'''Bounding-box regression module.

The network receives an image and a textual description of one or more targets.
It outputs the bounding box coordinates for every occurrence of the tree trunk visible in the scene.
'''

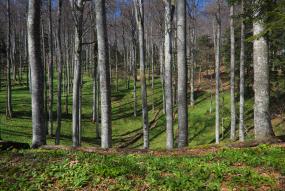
[230,4,236,141]
[96,67,100,139]
[239,0,245,142]
[190,22,196,106]
[28,0,46,148]
[163,0,174,149]
[215,0,221,144]
[132,43,137,117]
[92,21,100,139]
[134,0,149,149]
[70,0,84,147]
[96,0,112,149]
[177,0,188,148]
[150,25,154,111]
[6,0,13,118]
[253,6,275,141]
[48,0,54,137]
[159,44,166,114]
[55,0,63,145]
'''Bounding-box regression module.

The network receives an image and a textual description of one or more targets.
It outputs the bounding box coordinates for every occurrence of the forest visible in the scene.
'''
[0,0,285,190]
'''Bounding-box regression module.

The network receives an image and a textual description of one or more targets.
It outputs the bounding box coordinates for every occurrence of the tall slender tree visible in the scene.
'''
[239,0,245,142]
[55,0,63,145]
[163,0,174,149]
[134,0,149,149]
[189,0,197,107]
[215,0,221,144]
[28,0,46,148]
[70,0,85,147]
[96,0,112,148]
[177,0,188,148]
[131,9,137,117]
[253,2,275,141]
[230,3,236,141]
[48,0,54,136]
[6,0,13,118]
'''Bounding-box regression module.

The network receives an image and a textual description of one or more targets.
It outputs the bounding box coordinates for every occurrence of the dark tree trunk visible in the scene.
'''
[55,0,63,145]
[6,0,13,118]
[48,0,54,136]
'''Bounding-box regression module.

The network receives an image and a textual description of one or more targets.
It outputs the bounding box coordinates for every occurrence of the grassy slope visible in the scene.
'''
[1,72,285,190]
[0,70,284,148]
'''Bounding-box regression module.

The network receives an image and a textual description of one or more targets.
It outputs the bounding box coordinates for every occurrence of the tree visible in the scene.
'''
[188,0,197,107]
[163,0,174,149]
[215,0,221,144]
[70,0,85,147]
[28,0,46,148]
[6,0,13,118]
[253,1,275,141]
[96,0,112,148]
[230,3,236,141]
[134,0,149,149]
[55,0,63,145]
[239,0,245,142]
[91,8,100,139]
[177,0,188,148]
[48,0,54,136]
[130,7,137,117]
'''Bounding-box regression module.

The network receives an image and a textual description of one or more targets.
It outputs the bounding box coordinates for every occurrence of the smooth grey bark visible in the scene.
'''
[190,27,195,107]
[177,0,188,148]
[253,8,275,141]
[159,44,166,114]
[132,44,137,117]
[28,0,46,148]
[215,0,221,144]
[189,1,196,107]
[96,0,112,148]
[239,0,245,142]
[163,0,174,149]
[70,0,84,147]
[48,0,54,137]
[230,4,236,141]
[151,25,154,111]
[134,0,149,149]
[55,0,63,145]
[6,0,13,118]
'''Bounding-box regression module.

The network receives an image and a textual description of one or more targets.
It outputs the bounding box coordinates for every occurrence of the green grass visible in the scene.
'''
[0,71,284,149]
[0,144,284,190]
[1,72,285,190]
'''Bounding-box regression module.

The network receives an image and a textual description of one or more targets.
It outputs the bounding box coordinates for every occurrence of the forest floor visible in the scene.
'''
[1,70,284,148]
[1,70,285,190]
[0,144,285,190]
